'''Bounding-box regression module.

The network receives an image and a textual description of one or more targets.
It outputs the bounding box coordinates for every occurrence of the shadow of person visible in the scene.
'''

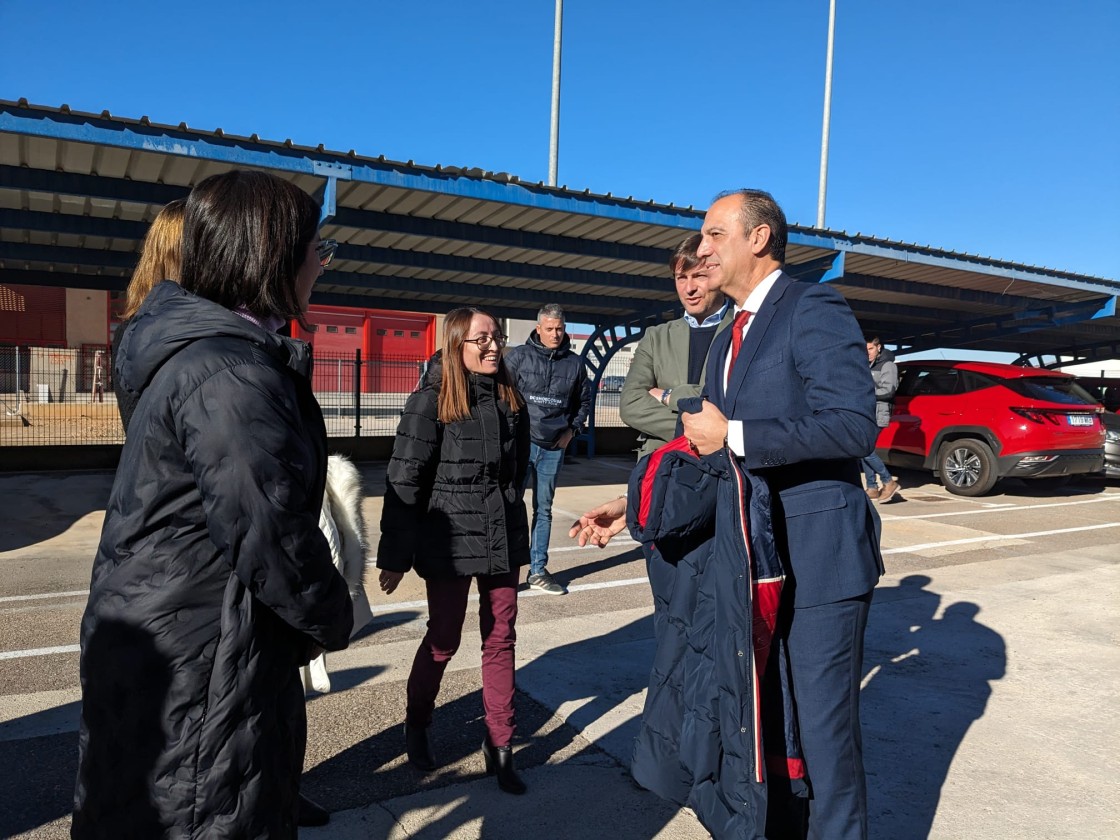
[0,702,81,837]
[303,616,684,839]
[862,584,1006,840]
[71,619,174,837]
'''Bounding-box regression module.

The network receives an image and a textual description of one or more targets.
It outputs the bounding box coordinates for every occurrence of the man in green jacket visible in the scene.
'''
[620,233,732,459]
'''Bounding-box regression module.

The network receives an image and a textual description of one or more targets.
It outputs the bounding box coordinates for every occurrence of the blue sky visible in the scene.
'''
[2,0,1118,282]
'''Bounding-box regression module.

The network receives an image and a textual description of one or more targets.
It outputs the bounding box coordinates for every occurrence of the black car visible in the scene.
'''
[599,375,626,392]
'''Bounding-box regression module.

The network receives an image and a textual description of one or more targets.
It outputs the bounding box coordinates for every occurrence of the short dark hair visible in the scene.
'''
[669,233,703,276]
[715,188,788,263]
[180,170,320,328]
[864,333,882,346]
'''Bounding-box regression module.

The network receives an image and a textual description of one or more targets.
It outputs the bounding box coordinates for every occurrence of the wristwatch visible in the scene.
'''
[660,388,672,405]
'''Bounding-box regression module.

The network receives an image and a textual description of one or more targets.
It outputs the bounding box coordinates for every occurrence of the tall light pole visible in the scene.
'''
[816,0,837,228]
[548,0,563,187]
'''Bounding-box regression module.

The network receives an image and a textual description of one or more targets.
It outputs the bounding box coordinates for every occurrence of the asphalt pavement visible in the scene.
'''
[1,458,1117,839]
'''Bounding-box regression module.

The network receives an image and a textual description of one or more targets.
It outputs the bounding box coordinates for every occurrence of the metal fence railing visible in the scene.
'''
[588,352,633,429]
[1,344,636,446]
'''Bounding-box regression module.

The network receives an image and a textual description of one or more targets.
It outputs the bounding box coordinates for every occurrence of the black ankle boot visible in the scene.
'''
[481,737,526,795]
[404,722,437,771]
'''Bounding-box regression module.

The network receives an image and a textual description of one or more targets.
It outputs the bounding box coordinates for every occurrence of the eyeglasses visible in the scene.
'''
[463,333,507,348]
[316,239,339,268]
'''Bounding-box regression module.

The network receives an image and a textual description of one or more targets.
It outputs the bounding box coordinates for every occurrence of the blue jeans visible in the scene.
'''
[862,453,892,487]
[524,442,564,575]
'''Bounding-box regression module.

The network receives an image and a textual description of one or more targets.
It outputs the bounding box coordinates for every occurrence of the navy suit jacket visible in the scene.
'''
[704,271,884,607]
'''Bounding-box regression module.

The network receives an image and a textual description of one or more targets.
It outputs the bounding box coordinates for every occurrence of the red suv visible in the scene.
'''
[875,361,1105,496]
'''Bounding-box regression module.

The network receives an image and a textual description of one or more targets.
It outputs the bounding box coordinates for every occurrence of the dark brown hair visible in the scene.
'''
[438,307,523,423]
[715,188,788,263]
[668,232,703,276]
[179,170,320,328]
[122,199,186,319]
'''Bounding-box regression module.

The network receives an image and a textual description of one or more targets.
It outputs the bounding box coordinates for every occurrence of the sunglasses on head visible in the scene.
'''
[316,239,338,268]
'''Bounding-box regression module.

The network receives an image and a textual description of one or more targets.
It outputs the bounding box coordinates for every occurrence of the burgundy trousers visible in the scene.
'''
[405,569,519,747]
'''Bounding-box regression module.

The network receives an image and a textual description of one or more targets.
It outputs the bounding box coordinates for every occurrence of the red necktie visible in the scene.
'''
[729,309,753,369]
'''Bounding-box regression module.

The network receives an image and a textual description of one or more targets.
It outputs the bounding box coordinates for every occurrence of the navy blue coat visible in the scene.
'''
[628,433,805,839]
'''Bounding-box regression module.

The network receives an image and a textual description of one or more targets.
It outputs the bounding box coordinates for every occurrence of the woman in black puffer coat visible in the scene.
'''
[73,171,353,840]
[377,307,531,794]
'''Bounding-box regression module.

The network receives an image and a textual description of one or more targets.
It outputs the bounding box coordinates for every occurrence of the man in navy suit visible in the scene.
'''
[682,189,884,840]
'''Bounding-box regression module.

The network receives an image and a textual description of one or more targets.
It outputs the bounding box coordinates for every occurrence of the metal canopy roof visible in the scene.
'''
[2,98,1119,366]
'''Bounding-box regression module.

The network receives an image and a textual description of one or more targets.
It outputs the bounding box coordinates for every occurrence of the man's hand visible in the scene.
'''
[557,428,576,449]
[378,569,404,595]
[568,496,628,548]
[647,387,662,401]
[681,400,729,455]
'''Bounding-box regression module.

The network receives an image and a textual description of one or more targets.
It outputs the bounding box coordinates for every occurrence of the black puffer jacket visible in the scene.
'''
[73,282,353,840]
[503,331,591,448]
[377,353,530,578]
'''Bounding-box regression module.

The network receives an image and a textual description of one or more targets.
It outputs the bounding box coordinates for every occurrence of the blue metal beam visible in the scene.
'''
[0,217,672,295]
[786,251,844,283]
[836,271,1061,312]
[332,242,665,291]
[309,291,543,322]
[0,208,149,239]
[0,163,187,205]
[0,102,702,230]
[898,297,1118,352]
[0,165,674,264]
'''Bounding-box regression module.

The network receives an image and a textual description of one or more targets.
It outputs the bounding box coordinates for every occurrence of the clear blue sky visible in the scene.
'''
[2,0,1117,280]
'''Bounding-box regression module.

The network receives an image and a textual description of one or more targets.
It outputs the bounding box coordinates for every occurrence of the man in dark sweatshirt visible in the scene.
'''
[504,304,591,595]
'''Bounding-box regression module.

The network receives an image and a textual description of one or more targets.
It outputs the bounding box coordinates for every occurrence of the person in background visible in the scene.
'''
[503,303,591,595]
[111,198,185,431]
[620,233,731,459]
[74,170,353,839]
[377,307,531,795]
[861,334,901,503]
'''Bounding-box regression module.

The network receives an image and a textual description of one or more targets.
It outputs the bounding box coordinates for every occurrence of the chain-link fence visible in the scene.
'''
[588,351,633,430]
[1,344,636,445]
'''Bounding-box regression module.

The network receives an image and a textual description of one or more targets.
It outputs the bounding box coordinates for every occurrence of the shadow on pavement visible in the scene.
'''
[863,575,1006,840]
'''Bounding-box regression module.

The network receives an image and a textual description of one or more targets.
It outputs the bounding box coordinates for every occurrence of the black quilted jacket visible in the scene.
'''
[377,353,531,578]
[73,282,353,840]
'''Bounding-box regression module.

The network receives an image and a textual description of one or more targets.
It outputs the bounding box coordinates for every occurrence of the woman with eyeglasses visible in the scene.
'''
[73,170,353,839]
[377,307,531,795]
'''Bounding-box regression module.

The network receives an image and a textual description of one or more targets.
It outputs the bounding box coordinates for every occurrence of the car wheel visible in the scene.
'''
[938,439,998,496]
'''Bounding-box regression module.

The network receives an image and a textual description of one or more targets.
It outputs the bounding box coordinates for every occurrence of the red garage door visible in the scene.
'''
[294,306,434,393]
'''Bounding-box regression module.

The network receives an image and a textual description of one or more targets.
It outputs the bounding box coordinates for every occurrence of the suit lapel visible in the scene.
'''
[726,272,793,405]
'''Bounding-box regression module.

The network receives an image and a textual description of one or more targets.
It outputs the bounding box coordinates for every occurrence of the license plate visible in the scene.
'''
[1067,414,1095,427]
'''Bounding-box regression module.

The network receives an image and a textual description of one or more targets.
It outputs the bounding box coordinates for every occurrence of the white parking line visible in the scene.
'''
[883,521,1120,554]
[5,520,1113,661]
[0,590,88,604]
[0,644,79,661]
[880,494,1120,521]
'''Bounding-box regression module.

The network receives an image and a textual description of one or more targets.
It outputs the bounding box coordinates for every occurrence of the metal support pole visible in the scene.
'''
[548,0,563,187]
[816,0,837,229]
[353,348,362,438]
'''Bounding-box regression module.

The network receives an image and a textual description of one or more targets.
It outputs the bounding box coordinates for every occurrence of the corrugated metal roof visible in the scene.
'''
[1,98,1119,363]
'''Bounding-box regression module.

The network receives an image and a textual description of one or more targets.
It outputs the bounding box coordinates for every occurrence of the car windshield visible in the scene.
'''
[1000,376,1098,406]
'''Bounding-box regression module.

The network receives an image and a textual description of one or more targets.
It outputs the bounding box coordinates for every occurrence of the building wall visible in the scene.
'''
[66,289,109,348]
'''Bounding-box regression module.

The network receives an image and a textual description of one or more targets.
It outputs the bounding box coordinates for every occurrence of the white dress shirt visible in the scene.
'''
[724,269,783,456]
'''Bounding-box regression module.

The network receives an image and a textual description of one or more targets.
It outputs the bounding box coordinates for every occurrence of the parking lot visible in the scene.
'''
[1,459,1118,839]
